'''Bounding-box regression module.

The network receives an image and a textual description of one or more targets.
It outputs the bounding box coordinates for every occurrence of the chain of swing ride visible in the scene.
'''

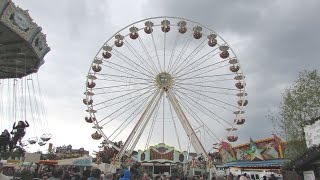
[0,51,51,147]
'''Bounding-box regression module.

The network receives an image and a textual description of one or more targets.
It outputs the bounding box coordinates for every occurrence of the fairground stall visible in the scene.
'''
[218,135,287,179]
[136,143,188,178]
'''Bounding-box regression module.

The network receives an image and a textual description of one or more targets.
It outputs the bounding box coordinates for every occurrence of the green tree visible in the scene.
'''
[270,70,320,159]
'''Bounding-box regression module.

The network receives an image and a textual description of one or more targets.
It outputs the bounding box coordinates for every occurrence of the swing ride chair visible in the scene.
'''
[83,17,248,178]
[0,0,51,151]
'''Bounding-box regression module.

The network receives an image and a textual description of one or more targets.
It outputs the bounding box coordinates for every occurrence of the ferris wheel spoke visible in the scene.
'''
[98,89,156,128]
[106,53,153,79]
[96,73,153,83]
[176,82,238,92]
[95,78,151,86]
[94,85,152,106]
[137,37,161,74]
[175,94,221,142]
[95,85,155,111]
[113,48,155,78]
[96,77,152,89]
[166,31,179,73]
[96,66,148,83]
[94,85,155,107]
[168,35,194,74]
[171,39,207,76]
[89,82,152,91]
[175,87,238,111]
[178,63,232,81]
[163,25,167,72]
[175,57,229,79]
[174,90,233,128]
[175,90,236,115]
[175,88,231,125]
[176,73,236,82]
[107,89,157,140]
[175,77,234,85]
[93,85,155,96]
[124,39,158,76]
[150,33,163,72]
[92,86,153,94]
[104,59,152,80]
[203,125,222,144]
[174,46,221,77]
[176,78,234,87]
[174,86,236,96]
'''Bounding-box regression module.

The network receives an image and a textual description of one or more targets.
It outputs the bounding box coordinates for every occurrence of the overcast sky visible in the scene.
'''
[9,0,320,154]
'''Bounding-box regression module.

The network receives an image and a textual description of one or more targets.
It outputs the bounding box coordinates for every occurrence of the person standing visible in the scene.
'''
[141,172,150,180]
[268,174,277,180]
[119,170,131,180]
[239,173,248,180]
[87,169,101,180]
[227,172,234,180]
[100,171,105,180]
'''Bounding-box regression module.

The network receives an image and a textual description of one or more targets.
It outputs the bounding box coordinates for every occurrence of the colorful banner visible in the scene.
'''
[219,135,285,163]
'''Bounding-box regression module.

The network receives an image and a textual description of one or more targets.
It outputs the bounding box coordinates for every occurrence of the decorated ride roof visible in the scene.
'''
[0,0,50,79]
[137,143,189,164]
[218,135,286,163]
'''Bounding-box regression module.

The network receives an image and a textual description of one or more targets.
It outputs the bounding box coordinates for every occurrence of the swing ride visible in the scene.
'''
[0,0,51,153]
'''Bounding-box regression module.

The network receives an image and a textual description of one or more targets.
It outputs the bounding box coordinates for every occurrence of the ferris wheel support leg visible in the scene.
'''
[166,89,218,174]
[117,89,162,159]
[127,90,164,156]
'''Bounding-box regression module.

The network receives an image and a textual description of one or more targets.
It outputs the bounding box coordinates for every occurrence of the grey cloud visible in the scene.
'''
[10,0,320,152]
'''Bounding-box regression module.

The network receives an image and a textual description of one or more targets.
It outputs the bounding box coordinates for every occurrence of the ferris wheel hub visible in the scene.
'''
[156,72,174,90]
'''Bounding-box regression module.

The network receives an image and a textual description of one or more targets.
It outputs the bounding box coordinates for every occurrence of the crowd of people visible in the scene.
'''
[0,163,282,180]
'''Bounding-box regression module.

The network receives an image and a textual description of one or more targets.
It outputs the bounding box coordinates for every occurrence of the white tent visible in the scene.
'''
[57,155,93,166]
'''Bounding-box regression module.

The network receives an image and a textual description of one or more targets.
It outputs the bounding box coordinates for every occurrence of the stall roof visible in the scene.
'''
[218,159,289,168]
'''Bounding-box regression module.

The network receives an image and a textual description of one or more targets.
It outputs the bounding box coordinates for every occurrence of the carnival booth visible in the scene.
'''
[218,135,287,178]
[57,155,93,167]
[137,143,188,177]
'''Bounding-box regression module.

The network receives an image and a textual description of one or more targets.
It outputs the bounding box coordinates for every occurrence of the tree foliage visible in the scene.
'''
[270,70,320,159]
[95,141,123,164]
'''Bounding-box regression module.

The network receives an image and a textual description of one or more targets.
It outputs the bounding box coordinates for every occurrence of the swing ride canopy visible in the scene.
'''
[0,0,50,79]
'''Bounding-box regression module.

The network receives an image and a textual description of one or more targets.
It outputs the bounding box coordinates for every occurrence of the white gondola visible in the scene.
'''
[40,134,52,142]
[28,137,38,145]
[38,141,46,146]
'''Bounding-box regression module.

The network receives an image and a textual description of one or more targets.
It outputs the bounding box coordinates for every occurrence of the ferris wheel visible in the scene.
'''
[84,17,247,163]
